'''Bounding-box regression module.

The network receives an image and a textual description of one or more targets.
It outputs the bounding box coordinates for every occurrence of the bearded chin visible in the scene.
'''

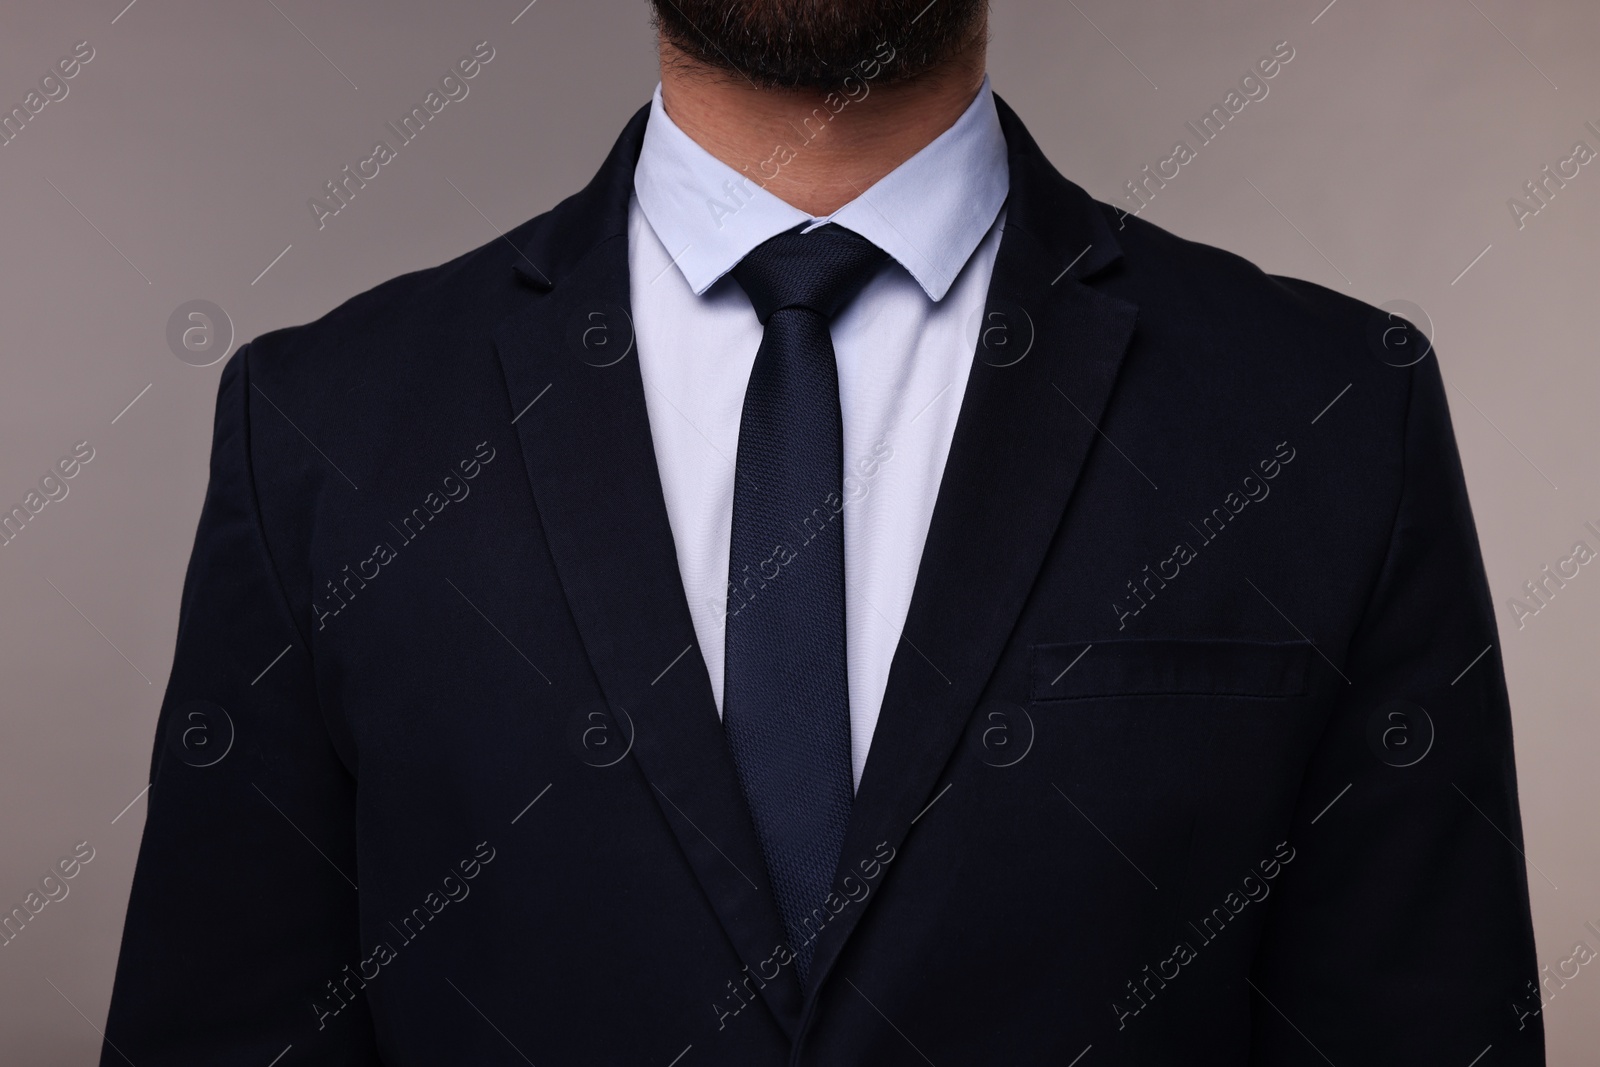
[651,0,986,92]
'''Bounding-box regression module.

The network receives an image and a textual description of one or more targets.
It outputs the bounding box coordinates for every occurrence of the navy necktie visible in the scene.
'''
[724,223,886,983]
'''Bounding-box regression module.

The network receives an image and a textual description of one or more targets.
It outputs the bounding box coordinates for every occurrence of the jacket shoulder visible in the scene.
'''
[252,230,531,371]
[1103,201,1393,342]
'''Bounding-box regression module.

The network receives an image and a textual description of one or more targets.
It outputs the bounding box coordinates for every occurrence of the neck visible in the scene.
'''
[657,40,987,218]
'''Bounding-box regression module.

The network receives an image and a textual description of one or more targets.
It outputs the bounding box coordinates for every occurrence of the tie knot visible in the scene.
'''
[731,223,888,325]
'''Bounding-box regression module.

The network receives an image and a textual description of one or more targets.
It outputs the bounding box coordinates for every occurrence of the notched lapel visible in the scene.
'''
[491,117,804,1034]
[799,96,1141,1007]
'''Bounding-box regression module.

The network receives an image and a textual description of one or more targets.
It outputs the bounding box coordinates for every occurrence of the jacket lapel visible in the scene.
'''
[493,105,805,1033]
[799,94,1141,1003]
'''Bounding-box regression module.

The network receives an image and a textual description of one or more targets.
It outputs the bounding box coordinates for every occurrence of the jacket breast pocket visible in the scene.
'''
[1008,640,1324,953]
[1019,639,1321,883]
[1029,638,1314,703]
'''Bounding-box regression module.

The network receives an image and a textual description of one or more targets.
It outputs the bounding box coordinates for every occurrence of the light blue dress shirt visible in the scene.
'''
[629,75,1010,788]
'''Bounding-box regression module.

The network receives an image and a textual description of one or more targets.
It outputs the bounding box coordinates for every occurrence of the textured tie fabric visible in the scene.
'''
[723,223,887,983]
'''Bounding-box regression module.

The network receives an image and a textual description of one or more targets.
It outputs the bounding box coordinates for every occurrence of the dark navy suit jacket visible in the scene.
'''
[102,97,1543,1065]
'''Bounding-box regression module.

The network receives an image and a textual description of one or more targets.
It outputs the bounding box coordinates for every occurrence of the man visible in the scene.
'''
[103,1,1542,1063]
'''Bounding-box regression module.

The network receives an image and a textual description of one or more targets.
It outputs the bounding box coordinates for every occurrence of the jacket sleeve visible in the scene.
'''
[101,345,381,1065]
[1248,346,1544,1064]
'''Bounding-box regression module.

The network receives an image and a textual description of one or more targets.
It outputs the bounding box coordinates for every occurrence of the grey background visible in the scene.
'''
[2,0,1596,1061]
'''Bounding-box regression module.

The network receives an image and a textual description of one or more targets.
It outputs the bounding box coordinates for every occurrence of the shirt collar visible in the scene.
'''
[633,74,1009,301]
